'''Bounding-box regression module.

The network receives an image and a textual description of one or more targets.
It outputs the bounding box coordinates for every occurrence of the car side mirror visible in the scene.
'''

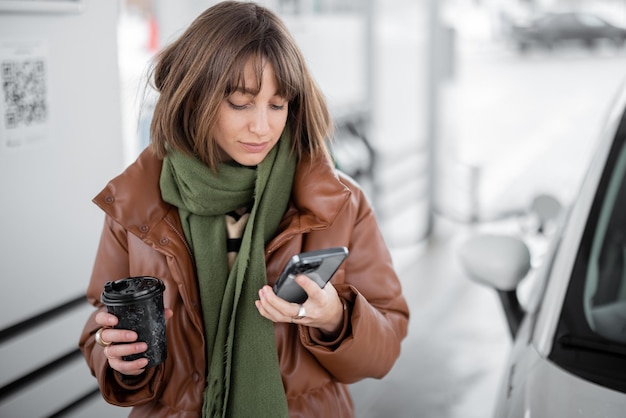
[458,234,532,337]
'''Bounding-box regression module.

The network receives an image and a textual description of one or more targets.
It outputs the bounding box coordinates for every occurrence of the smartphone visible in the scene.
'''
[273,247,349,304]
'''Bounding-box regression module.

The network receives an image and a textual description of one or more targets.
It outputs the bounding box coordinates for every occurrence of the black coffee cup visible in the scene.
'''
[101,276,167,368]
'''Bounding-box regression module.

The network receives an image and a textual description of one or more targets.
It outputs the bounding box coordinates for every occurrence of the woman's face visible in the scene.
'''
[214,61,289,167]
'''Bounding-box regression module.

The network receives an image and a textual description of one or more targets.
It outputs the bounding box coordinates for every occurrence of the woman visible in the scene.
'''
[79,2,409,417]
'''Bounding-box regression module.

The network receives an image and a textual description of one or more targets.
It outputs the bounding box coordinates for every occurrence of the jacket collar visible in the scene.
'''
[93,149,351,239]
[289,153,351,229]
[92,148,171,239]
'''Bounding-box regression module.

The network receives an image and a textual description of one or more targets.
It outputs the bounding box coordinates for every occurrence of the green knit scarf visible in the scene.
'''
[159,132,295,418]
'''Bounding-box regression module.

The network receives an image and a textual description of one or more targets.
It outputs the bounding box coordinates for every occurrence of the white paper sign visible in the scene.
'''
[0,40,49,149]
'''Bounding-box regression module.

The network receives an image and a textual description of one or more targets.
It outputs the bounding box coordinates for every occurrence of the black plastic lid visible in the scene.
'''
[101,276,165,306]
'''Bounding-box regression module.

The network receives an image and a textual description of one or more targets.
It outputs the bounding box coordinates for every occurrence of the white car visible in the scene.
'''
[510,12,626,51]
[458,79,626,417]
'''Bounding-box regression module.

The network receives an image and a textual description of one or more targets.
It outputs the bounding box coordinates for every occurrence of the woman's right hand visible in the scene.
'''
[94,310,149,375]
[94,308,174,375]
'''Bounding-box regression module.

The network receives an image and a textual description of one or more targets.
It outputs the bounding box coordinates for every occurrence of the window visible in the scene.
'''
[549,108,626,394]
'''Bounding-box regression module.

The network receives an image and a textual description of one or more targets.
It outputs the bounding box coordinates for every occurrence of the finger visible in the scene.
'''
[295,274,323,299]
[320,278,339,298]
[255,300,271,320]
[105,344,149,375]
[95,311,118,327]
[100,328,140,345]
[105,341,148,359]
[164,308,174,321]
[257,286,286,318]
[110,360,148,376]
[258,286,298,321]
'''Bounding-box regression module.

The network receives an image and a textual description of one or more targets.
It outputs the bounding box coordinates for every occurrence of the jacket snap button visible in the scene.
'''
[160,237,169,245]
[104,196,114,204]
[140,225,149,233]
[192,372,200,382]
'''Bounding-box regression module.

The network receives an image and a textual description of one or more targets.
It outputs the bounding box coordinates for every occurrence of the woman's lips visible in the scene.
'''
[240,142,268,153]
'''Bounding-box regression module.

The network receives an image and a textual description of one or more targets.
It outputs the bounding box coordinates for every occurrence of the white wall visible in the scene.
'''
[0,1,126,416]
[0,0,124,328]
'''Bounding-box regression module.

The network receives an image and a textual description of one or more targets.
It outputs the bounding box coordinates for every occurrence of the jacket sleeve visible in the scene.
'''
[78,216,163,406]
[300,183,410,383]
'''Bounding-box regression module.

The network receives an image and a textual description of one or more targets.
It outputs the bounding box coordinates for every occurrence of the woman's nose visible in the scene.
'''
[250,107,270,135]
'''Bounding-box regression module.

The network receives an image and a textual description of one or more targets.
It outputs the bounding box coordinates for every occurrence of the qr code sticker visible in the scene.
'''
[2,59,47,130]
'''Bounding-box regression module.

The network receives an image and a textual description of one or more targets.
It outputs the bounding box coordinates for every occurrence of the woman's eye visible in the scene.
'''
[227,99,286,111]
[228,101,248,110]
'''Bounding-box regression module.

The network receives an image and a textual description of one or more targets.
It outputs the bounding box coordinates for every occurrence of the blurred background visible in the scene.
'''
[1,0,625,416]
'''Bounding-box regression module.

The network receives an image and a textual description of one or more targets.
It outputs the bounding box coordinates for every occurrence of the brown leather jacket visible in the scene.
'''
[79,149,409,418]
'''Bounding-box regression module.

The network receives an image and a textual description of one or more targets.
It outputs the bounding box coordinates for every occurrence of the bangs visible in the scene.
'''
[225,46,301,101]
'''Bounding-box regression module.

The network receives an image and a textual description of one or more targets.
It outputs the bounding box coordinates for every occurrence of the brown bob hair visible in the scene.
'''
[148,1,333,169]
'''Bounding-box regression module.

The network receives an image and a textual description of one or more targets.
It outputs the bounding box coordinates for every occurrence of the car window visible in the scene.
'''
[540,15,565,29]
[584,139,626,344]
[549,108,626,394]
[576,14,606,28]
[550,13,580,30]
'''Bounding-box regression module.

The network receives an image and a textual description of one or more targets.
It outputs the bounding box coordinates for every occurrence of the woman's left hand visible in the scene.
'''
[256,275,343,337]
